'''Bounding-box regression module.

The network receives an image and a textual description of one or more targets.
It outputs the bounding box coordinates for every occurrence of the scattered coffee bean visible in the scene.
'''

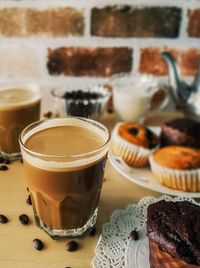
[27,187,29,192]
[20,158,23,164]
[0,157,4,163]
[89,226,96,236]
[3,157,10,164]
[44,111,52,119]
[0,214,8,224]
[0,165,8,171]
[129,230,139,240]
[66,240,79,252]
[26,195,32,205]
[19,214,29,225]
[33,238,44,251]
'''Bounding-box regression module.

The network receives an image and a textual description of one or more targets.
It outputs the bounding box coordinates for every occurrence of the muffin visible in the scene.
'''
[147,200,200,267]
[149,146,200,192]
[111,123,158,167]
[160,117,200,148]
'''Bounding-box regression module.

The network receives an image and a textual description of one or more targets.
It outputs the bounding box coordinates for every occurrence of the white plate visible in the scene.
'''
[108,131,200,197]
[92,196,200,268]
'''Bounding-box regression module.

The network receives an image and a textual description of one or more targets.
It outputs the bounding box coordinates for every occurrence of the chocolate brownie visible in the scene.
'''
[147,200,200,266]
[160,117,200,148]
[149,240,199,268]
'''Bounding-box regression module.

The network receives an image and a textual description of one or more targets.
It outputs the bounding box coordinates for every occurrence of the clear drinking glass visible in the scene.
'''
[112,74,169,123]
[0,84,41,159]
[19,117,110,239]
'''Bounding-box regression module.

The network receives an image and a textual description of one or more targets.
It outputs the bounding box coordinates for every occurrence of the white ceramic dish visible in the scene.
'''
[109,150,200,198]
[109,126,200,198]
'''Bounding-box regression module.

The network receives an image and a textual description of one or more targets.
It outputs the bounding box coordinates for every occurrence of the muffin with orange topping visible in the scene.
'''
[111,123,158,167]
[149,146,200,192]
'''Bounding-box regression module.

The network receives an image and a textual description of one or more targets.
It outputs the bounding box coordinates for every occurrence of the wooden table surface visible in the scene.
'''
[0,111,188,268]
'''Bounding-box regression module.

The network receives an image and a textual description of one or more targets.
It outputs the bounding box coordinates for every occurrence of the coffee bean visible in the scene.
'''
[0,165,8,171]
[19,214,29,225]
[44,111,52,119]
[65,241,79,252]
[0,157,4,163]
[3,157,10,164]
[26,195,32,205]
[129,230,139,240]
[26,187,29,192]
[33,239,44,251]
[0,214,8,223]
[89,226,96,236]
[20,158,23,164]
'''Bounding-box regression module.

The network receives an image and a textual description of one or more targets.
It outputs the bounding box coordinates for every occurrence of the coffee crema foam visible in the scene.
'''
[21,118,109,171]
[0,85,41,110]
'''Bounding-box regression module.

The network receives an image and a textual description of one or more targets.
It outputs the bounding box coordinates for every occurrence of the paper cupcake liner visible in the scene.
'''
[149,240,198,268]
[149,156,200,192]
[111,124,155,168]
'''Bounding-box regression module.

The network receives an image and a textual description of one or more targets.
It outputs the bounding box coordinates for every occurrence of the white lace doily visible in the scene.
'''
[125,225,149,268]
[92,195,199,268]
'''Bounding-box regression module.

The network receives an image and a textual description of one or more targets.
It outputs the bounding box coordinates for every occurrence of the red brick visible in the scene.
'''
[139,47,200,76]
[180,49,200,76]
[47,47,132,77]
[91,6,181,38]
[139,48,179,76]
[0,7,84,37]
[187,9,200,37]
[26,8,84,37]
[0,8,24,36]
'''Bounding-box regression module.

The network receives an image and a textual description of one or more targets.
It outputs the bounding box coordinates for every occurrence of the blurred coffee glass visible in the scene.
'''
[0,84,41,159]
[19,117,110,238]
[112,74,169,123]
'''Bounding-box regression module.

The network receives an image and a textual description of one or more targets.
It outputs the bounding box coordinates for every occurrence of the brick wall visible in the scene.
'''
[0,0,199,108]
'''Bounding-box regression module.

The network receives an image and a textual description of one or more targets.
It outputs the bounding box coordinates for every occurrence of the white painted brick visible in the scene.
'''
[0,44,41,77]
[0,0,198,82]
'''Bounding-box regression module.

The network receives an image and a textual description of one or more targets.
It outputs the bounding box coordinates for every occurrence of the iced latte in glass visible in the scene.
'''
[19,117,110,238]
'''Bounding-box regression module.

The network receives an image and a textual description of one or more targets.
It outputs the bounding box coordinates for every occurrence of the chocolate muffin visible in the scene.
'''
[147,200,200,267]
[149,240,199,268]
[160,117,200,148]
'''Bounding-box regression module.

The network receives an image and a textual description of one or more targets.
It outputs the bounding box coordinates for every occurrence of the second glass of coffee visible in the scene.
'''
[19,117,110,238]
[0,84,41,158]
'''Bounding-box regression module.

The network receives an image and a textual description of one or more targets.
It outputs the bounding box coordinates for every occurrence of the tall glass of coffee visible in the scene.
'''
[19,117,110,238]
[0,84,41,159]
